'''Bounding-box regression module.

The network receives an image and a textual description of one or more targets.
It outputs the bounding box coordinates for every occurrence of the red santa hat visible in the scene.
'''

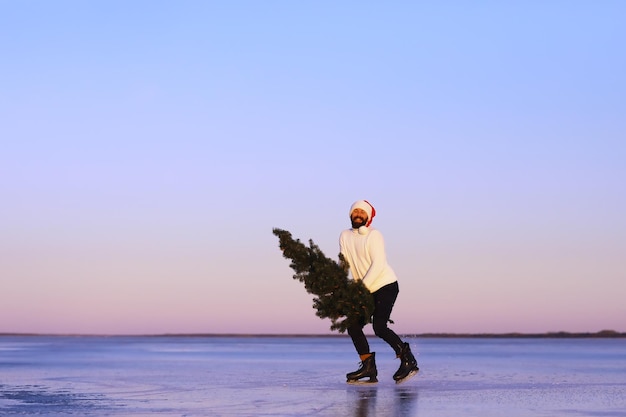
[349,200,376,227]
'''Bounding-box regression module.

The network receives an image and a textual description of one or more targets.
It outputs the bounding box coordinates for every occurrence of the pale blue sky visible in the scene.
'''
[2,1,625,335]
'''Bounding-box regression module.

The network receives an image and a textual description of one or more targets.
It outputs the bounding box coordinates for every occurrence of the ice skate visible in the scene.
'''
[346,353,378,384]
[393,343,419,384]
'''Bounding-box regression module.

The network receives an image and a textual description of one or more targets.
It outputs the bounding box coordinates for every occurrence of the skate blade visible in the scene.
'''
[395,368,419,385]
[347,378,378,385]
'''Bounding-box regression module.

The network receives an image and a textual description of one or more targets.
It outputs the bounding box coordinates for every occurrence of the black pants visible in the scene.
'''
[347,281,404,356]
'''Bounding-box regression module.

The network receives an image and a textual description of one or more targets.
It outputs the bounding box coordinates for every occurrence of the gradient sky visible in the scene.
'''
[2,1,625,335]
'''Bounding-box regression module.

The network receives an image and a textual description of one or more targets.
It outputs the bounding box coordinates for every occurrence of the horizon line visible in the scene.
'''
[1,330,624,338]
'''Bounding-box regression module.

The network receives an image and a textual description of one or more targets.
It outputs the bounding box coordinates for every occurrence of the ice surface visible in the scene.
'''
[1,336,625,416]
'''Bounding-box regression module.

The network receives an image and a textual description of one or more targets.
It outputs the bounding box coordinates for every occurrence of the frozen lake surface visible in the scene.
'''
[1,335,625,416]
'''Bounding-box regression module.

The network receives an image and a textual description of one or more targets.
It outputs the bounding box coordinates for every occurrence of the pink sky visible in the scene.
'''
[2,2,625,335]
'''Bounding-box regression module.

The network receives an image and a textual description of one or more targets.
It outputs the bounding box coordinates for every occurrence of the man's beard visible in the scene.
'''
[351,216,367,229]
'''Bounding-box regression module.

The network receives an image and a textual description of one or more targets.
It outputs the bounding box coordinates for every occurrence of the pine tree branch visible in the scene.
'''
[272,228,374,333]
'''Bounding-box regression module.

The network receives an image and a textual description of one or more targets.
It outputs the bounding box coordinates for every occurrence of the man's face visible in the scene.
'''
[350,208,368,229]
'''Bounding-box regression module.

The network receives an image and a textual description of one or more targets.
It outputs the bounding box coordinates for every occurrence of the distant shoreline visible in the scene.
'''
[1,330,624,338]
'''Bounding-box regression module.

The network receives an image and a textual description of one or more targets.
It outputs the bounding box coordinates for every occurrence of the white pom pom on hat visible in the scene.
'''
[349,200,376,234]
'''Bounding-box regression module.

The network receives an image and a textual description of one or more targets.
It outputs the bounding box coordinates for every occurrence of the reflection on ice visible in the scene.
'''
[347,386,419,417]
[0,336,625,416]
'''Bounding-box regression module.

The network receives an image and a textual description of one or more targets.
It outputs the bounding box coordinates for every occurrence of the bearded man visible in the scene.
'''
[339,200,419,384]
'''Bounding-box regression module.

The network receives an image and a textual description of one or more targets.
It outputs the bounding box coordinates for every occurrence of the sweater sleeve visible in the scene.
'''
[338,231,351,278]
[361,230,387,290]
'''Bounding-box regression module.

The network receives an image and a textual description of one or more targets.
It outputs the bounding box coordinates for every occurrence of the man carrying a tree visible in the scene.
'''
[339,200,419,384]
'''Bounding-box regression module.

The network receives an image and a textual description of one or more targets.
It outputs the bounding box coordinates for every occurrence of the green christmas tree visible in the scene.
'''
[272,228,374,333]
